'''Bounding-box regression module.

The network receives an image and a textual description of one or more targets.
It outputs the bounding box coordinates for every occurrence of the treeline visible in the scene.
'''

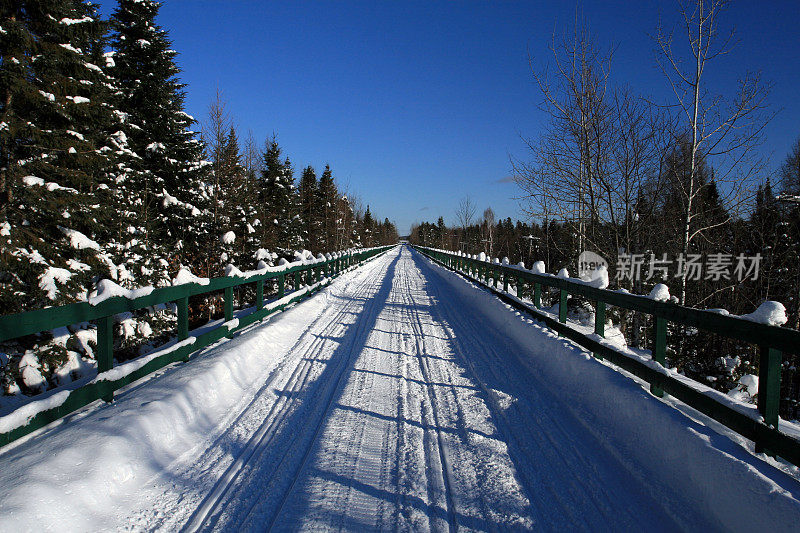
[0,1,396,396]
[410,139,800,415]
[0,0,397,316]
[411,1,800,414]
[412,138,800,324]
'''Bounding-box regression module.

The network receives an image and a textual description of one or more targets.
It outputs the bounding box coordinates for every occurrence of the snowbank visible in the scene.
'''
[424,255,800,532]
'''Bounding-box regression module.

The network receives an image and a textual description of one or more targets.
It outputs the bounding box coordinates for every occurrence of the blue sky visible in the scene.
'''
[98,1,800,234]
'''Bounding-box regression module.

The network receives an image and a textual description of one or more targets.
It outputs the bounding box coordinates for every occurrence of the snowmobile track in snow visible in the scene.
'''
[3,245,800,532]
[182,256,394,532]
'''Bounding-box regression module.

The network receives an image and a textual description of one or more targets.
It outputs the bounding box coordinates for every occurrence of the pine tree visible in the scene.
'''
[315,164,337,251]
[259,137,298,253]
[298,165,317,249]
[1,1,122,313]
[108,0,210,279]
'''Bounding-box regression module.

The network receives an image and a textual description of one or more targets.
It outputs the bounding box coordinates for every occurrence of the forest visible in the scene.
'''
[0,1,397,397]
[410,4,800,416]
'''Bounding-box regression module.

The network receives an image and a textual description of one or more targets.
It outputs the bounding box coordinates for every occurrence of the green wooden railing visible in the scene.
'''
[0,245,395,447]
[413,245,800,466]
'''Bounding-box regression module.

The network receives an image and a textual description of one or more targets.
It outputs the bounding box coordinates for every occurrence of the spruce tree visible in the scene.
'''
[259,137,298,254]
[315,164,337,251]
[108,0,210,279]
[298,165,317,249]
[362,205,374,246]
[1,0,122,313]
[0,0,131,392]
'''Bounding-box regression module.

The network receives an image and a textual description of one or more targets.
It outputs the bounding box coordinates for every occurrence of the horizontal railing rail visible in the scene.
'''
[413,245,800,467]
[0,245,395,448]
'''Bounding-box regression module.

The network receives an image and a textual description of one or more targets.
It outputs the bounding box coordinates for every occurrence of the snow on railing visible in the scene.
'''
[0,245,396,447]
[413,245,800,467]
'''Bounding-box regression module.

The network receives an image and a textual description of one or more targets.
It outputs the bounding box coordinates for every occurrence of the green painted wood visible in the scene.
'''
[559,289,567,323]
[96,315,114,403]
[534,283,542,309]
[651,317,667,397]
[503,272,509,292]
[758,346,781,429]
[177,297,189,341]
[256,280,264,310]
[224,287,233,322]
[594,301,605,360]
[278,273,285,297]
[415,246,800,466]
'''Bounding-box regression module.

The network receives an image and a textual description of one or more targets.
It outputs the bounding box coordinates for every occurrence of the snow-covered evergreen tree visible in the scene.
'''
[0,0,134,392]
[298,165,317,249]
[108,0,210,279]
[0,0,122,313]
[315,164,337,251]
[259,137,299,254]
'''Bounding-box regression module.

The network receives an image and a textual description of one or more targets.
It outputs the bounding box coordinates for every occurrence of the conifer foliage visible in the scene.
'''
[1,1,121,312]
[108,0,210,282]
[0,1,397,402]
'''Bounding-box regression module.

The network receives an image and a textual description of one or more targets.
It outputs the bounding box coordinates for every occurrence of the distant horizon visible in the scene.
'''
[97,0,800,234]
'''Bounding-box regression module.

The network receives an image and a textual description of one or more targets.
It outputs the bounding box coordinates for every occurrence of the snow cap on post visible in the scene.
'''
[648,283,670,302]
[741,301,788,326]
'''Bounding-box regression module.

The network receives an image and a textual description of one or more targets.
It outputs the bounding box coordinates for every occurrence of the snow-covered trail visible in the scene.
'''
[2,245,800,532]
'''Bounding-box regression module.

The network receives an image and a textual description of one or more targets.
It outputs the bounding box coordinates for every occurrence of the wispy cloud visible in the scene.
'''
[419,206,430,211]
[495,175,515,184]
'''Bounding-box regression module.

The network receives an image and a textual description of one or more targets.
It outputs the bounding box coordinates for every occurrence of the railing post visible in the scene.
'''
[256,280,264,310]
[177,296,189,340]
[757,346,782,428]
[224,286,233,339]
[650,316,667,397]
[278,273,285,297]
[177,296,190,361]
[593,301,605,360]
[96,315,114,402]
[503,271,509,292]
[558,289,567,323]
[534,283,541,309]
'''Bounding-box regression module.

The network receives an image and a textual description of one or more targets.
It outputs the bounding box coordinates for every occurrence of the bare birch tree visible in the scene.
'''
[512,15,614,259]
[655,0,772,304]
[455,196,476,252]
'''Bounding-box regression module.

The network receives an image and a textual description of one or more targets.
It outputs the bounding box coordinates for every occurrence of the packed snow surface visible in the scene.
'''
[1,246,799,531]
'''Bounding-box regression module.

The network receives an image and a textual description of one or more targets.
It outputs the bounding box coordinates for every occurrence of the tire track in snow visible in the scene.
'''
[180,254,396,532]
[408,248,689,531]
[258,252,402,532]
[396,256,458,533]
